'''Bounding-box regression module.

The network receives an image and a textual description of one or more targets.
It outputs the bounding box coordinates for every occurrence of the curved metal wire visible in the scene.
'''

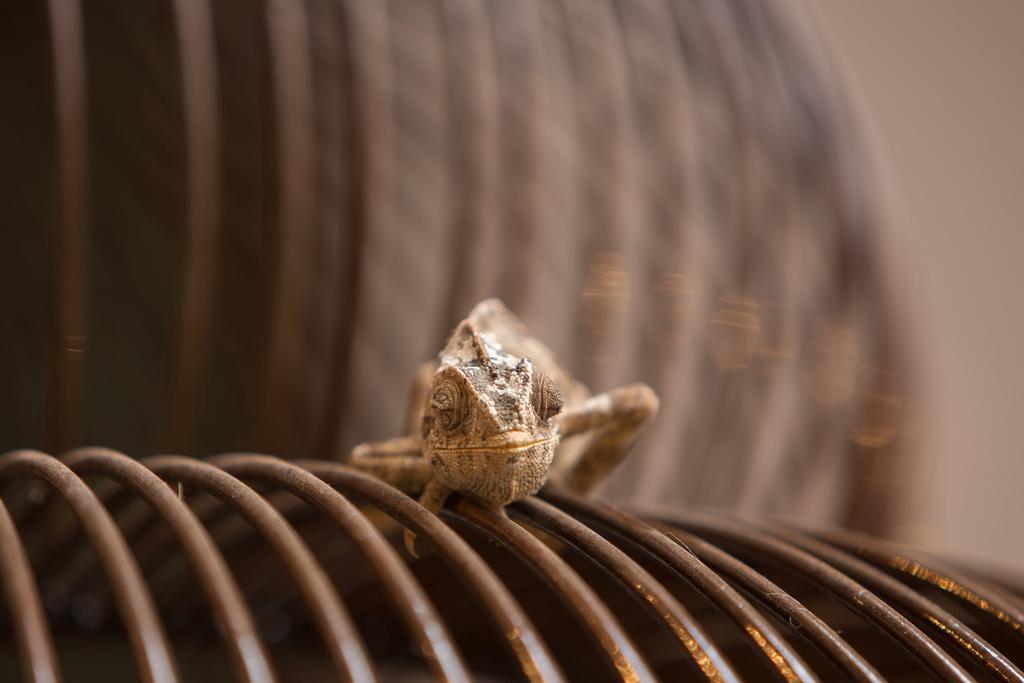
[295,460,566,683]
[543,490,816,682]
[138,455,377,683]
[644,521,883,682]
[817,527,1024,642]
[327,0,395,458]
[208,454,470,682]
[651,509,977,682]
[452,498,656,682]
[0,496,60,683]
[757,520,1024,682]
[3,449,1022,683]
[61,448,276,683]
[510,497,737,682]
[45,0,88,455]
[0,451,179,683]
[161,0,221,454]
[260,0,316,454]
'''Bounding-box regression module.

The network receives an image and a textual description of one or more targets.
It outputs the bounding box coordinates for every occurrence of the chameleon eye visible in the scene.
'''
[431,379,465,430]
[531,371,564,420]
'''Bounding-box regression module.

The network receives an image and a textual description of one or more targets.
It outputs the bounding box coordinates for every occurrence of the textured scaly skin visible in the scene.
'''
[350,298,659,555]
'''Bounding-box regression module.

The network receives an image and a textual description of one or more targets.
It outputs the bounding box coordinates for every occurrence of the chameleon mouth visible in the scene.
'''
[434,431,556,453]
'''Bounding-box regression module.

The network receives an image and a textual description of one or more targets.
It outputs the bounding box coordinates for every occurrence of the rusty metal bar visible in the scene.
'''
[61,448,276,683]
[209,454,470,682]
[436,0,500,335]
[958,568,1024,605]
[20,476,149,599]
[648,521,885,682]
[322,0,393,457]
[261,0,316,454]
[0,451,180,683]
[756,520,1024,682]
[452,497,656,682]
[4,448,1024,681]
[542,490,816,682]
[486,0,546,313]
[129,488,319,619]
[139,455,377,683]
[651,509,979,682]
[110,482,238,583]
[296,461,567,683]
[161,0,221,454]
[511,497,738,682]
[0,496,61,683]
[28,477,203,606]
[52,478,211,604]
[816,527,1024,643]
[45,0,88,454]
[135,492,297,619]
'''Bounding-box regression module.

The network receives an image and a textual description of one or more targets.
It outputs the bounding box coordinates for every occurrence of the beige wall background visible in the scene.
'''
[806,0,1024,573]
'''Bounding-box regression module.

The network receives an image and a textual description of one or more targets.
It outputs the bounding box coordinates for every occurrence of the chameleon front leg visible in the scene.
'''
[403,477,451,558]
[552,383,659,494]
[349,435,432,495]
[349,435,450,557]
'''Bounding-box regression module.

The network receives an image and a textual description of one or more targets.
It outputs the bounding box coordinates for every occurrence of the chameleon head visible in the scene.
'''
[420,321,564,506]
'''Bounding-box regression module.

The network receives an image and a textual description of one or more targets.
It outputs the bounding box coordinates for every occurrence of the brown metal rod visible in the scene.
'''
[43,481,175,599]
[296,461,566,683]
[0,451,180,683]
[116,484,243,582]
[485,0,546,313]
[815,527,1024,642]
[650,509,978,682]
[950,566,1024,605]
[321,0,392,457]
[209,454,470,683]
[436,0,500,335]
[38,481,213,608]
[645,522,883,682]
[452,497,656,682]
[511,497,738,682]
[140,455,376,683]
[45,0,88,455]
[260,0,316,454]
[62,448,276,683]
[542,491,815,683]
[161,0,221,454]
[142,495,301,620]
[137,490,313,618]
[0,496,61,683]
[755,520,1024,682]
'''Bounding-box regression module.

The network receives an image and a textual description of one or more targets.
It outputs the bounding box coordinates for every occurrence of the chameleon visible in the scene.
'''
[350,298,659,554]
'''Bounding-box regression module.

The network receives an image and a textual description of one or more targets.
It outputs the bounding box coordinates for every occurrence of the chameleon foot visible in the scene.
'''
[404,529,420,559]
[404,477,450,559]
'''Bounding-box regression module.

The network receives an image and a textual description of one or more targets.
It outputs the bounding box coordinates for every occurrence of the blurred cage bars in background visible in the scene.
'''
[0,0,959,679]
[1,0,911,535]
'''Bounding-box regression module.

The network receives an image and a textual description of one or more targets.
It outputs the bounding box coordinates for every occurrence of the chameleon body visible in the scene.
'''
[350,298,658,553]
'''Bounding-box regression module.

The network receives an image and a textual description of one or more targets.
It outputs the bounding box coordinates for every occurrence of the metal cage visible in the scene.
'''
[1,448,1021,682]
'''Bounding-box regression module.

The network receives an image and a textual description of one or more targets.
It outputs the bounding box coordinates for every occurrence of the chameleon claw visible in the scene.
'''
[404,529,420,559]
